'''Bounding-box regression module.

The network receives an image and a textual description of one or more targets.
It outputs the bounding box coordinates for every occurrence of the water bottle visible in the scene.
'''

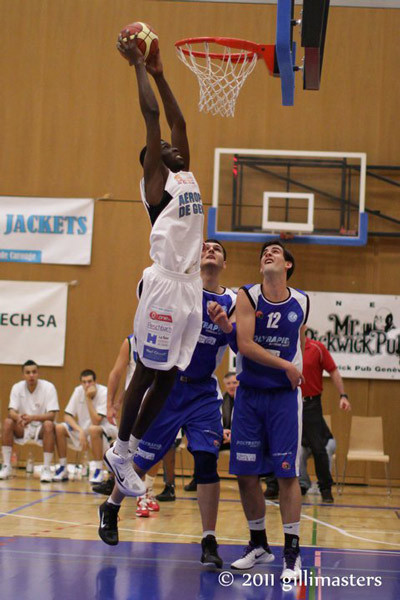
[82,451,90,478]
[75,463,82,480]
[26,451,34,476]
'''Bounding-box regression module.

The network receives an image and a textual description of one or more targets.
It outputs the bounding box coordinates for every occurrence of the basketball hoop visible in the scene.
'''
[175,37,275,118]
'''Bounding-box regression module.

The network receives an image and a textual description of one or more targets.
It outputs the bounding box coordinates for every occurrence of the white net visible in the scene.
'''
[176,42,259,118]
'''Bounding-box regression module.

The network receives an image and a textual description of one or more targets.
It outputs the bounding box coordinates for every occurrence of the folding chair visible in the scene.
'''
[339,416,391,495]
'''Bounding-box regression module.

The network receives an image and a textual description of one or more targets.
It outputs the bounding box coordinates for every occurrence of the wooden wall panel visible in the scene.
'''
[0,1,399,484]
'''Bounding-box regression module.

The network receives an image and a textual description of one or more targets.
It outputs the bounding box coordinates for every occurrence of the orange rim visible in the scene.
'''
[175,36,262,62]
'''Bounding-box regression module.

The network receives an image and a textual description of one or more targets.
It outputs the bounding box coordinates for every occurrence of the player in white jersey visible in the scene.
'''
[0,360,59,482]
[53,369,117,484]
[98,241,237,559]
[105,40,204,496]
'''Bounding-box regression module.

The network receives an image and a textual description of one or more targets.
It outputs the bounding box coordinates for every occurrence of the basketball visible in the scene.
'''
[118,22,159,61]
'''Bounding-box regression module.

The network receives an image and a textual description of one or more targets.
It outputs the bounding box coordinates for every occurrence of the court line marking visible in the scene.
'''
[0,494,60,519]
[1,486,400,511]
[315,550,322,600]
[300,511,400,548]
[2,510,400,553]
[345,528,400,535]
[0,512,249,543]
[320,548,400,556]
[266,501,400,548]
[1,488,400,550]
[2,543,400,575]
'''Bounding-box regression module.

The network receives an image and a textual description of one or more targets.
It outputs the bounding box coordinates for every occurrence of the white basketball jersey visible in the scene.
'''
[140,169,204,274]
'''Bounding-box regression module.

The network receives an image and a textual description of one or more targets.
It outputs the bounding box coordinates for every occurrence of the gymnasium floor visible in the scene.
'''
[1,474,400,600]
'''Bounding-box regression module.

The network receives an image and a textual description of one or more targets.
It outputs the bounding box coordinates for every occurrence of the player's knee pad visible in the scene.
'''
[193,451,219,484]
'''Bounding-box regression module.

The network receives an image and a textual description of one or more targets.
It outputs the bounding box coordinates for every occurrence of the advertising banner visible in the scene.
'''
[0,281,68,366]
[0,196,94,265]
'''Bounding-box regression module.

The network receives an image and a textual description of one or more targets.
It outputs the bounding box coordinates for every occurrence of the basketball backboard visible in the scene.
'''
[208,148,368,245]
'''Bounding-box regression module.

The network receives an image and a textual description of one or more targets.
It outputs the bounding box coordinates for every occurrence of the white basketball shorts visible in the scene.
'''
[14,423,43,446]
[134,263,202,371]
[62,421,118,453]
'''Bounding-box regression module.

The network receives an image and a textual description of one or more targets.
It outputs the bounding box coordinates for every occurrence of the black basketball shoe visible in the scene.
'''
[98,501,119,546]
[200,535,223,568]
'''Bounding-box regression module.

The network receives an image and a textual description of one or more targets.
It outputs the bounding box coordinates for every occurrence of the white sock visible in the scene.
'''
[94,460,103,469]
[145,474,155,494]
[2,446,12,467]
[283,521,300,537]
[248,517,266,531]
[203,530,216,538]
[129,435,141,454]
[115,437,129,457]
[59,457,67,467]
[107,496,121,507]
[43,452,53,467]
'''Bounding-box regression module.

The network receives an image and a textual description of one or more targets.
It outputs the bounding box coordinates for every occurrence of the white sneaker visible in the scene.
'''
[40,466,53,483]
[281,550,302,581]
[53,465,69,481]
[231,542,275,570]
[90,468,105,484]
[104,447,146,497]
[0,465,12,480]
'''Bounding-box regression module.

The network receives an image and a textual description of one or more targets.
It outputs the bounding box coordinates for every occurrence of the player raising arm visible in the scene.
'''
[104,32,204,497]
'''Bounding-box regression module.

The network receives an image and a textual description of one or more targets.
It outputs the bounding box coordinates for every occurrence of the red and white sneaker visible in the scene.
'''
[146,493,160,512]
[135,497,150,518]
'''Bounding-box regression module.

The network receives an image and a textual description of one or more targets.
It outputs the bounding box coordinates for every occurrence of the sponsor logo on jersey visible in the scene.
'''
[147,322,173,334]
[256,310,263,319]
[236,452,256,462]
[281,461,291,470]
[149,311,173,323]
[198,334,217,345]
[178,191,203,218]
[147,333,157,344]
[140,440,162,451]
[213,439,220,447]
[143,346,169,362]
[288,311,298,323]
[174,173,196,185]
[202,321,220,333]
[254,335,290,347]
[236,440,261,448]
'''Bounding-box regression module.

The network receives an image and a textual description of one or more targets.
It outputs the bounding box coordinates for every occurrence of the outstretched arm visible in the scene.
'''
[117,35,168,205]
[146,52,190,170]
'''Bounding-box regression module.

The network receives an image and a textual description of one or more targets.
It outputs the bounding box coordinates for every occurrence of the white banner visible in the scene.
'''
[0,196,94,265]
[0,281,68,366]
[306,292,400,380]
[228,289,400,380]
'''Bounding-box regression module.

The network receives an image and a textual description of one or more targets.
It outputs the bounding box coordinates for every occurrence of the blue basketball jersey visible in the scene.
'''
[236,285,309,389]
[181,287,236,380]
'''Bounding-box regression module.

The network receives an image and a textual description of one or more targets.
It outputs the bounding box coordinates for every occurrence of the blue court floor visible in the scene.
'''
[1,536,399,600]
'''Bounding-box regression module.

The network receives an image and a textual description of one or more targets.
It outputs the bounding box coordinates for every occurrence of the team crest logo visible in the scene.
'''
[281,461,291,470]
[288,311,298,323]
[213,439,220,447]
[256,310,263,319]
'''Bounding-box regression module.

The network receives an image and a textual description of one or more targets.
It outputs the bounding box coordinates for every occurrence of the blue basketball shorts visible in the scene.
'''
[134,377,223,472]
[229,384,302,478]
